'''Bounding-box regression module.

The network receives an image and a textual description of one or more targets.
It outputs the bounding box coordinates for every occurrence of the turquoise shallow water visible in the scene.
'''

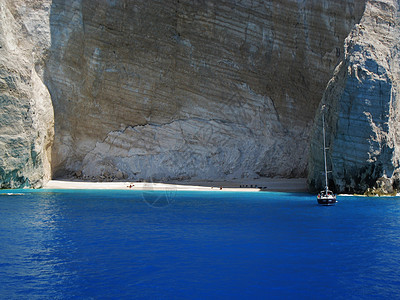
[0,190,400,299]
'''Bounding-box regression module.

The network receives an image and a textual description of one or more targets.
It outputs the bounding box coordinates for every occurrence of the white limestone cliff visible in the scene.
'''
[308,0,400,194]
[0,0,53,188]
[5,0,399,193]
[44,0,364,182]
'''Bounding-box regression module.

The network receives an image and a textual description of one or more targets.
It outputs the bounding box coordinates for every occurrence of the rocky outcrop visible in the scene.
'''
[308,0,400,194]
[0,0,54,188]
[45,0,364,181]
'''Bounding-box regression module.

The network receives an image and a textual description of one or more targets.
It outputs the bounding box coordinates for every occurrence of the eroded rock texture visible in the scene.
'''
[0,0,53,188]
[308,0,400,194]
[45,0,364,181]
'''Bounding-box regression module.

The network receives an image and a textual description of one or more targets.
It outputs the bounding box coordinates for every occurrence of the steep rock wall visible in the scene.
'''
[308,0,400,194]
[45,0,364,181]
[0,0,53,188]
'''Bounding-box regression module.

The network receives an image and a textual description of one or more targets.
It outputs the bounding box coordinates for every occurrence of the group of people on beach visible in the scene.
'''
[125,183,265,190]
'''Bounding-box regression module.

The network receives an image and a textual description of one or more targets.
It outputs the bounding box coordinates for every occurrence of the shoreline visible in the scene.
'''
[42,178,308,193]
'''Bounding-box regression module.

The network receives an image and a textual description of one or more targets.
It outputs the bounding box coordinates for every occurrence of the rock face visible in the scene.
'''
[308,0,400,193]
[0,0,54,188]
[44,0,364,182]
[8,0,394,189]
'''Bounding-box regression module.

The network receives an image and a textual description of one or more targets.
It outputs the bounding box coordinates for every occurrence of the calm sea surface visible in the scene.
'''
[0,189,400,299]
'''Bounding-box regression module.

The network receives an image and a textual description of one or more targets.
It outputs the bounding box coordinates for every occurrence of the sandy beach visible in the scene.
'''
[43,178,308,193]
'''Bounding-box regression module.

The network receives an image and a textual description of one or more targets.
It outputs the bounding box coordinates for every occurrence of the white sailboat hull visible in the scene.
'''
[317,190,337,205]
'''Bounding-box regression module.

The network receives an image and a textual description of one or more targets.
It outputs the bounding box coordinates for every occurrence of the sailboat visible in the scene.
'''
[317,114,337,205]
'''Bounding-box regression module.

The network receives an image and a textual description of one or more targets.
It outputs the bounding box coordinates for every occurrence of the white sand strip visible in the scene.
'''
[43,178,307,193]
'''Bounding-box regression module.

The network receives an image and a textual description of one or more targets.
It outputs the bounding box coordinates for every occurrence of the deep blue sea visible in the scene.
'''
[1,189,400,299]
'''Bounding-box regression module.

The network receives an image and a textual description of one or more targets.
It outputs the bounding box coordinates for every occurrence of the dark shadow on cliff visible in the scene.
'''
[44,0,86,179]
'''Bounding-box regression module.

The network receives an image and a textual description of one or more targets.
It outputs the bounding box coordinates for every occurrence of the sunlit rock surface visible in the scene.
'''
[45,0,364,181]
[308,0,400,194]
[0,0,53,188]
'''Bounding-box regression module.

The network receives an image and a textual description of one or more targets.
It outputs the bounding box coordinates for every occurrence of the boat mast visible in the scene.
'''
[322,114,329,191]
